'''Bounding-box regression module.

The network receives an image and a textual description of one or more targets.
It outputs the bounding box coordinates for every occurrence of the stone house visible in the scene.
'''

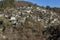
[0,13,4,17]
[9,16,17,24]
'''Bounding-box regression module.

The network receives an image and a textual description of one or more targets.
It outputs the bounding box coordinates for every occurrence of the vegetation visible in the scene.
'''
[46,6,60,13]
[2,0,15,7]
[42,25,60,40]
[0,0,15,11]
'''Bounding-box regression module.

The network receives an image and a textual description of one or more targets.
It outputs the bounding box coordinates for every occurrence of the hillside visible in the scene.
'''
[0,1,60,40]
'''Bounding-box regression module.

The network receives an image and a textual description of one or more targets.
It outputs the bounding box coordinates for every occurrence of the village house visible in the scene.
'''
[42,9,47,13]
[36,7,41,11]
[10,17,16,20]
[20,17,26,23]
[51,18,58,24]
[26,10,31,13]
[10,16,17,24]
[37,17,41,21]
[0,13,4,17]
[26,6,32,10]
[4,15,9,18]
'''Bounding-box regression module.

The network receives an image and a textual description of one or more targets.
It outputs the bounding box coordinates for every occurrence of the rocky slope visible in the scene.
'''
[0,1,60,40]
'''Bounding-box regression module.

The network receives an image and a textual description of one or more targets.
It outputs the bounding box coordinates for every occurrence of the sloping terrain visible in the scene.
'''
[0,1,60,40]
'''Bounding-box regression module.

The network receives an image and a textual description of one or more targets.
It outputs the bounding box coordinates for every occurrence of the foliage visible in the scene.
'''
[3,0,15,8]
[46,6,60,13]
[42,25,60,40]
[46,6,51,10]
[52,7,60,13]
[0,0,15,9]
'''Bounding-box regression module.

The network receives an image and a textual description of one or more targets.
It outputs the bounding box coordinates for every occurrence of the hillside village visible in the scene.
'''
[0,6,60,27]
[0,1,60,40]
